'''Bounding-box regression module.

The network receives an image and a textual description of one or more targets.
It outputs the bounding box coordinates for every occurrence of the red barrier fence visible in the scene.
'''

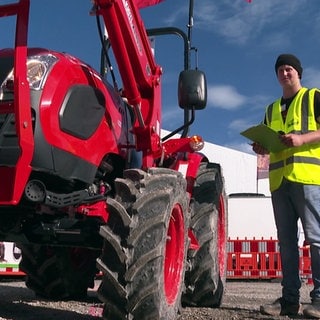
[227,238,311,281]
[0,239,313,281]
[0,264,25,276]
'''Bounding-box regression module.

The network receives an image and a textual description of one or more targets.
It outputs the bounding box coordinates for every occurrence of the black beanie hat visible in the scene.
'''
[275,54,303,78]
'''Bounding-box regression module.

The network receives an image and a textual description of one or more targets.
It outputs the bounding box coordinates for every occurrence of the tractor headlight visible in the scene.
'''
[0,54,58,100]
[26,59,47,89]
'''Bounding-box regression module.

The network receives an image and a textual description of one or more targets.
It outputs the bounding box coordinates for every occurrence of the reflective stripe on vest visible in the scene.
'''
[266,88,320,191]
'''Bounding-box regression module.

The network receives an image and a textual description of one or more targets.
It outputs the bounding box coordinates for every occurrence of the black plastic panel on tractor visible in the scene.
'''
[0,114,20,165]
[59,85,106,140]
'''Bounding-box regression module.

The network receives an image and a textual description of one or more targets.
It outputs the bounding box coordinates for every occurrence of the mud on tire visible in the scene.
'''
[183,162,228,307]
[97,168,190,320]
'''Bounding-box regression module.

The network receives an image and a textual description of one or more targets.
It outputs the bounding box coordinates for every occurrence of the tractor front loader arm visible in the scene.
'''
[93,0,163,167]
[0,0,33,204]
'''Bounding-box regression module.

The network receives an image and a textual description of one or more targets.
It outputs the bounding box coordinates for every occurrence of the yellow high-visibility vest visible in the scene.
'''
[265,87,320,191]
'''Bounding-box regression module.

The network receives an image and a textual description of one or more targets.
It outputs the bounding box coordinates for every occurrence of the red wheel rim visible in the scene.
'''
[217,194,227,276]
[164,203,185,304]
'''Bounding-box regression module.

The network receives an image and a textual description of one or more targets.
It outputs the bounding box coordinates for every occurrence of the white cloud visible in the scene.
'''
[195,0,308,45]
[162,108,182,128]
[228,118,255,132]
[302,67,320,89]
[162,7,187,25]
[226,141,254,155]
[207,84,247,109]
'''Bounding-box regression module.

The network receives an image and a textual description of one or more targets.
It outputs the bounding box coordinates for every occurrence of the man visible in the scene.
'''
[252,54,320,318]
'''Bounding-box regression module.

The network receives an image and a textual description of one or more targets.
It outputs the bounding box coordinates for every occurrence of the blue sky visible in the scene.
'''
[1,0,320,154]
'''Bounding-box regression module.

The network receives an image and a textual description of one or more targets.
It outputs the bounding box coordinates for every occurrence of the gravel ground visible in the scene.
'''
[0,278,314,319]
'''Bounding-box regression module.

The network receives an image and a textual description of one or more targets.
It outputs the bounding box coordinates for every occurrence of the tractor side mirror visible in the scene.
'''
[178,69,207,110]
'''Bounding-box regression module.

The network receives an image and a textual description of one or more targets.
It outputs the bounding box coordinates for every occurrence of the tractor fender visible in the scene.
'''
[175,152,208,195]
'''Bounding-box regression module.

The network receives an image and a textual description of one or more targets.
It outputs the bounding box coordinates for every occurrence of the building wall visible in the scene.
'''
[161,130,262,196]
[201,142,258,195]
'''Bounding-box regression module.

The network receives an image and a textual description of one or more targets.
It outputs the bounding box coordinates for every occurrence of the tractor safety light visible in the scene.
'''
[0,54,58,100]
[189,135,204,151]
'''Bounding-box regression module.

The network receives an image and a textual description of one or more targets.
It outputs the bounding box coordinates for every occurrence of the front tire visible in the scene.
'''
[183,162,228,307]
[97,168,189,320]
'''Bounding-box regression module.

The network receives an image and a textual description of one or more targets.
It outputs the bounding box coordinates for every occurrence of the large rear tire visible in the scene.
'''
[97,168,189,320]
[183,162,228,307]
[19,245,99,299]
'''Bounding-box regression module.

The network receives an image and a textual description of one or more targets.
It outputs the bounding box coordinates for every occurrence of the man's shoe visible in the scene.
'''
[260,297,301,316]
[303,298,320,319]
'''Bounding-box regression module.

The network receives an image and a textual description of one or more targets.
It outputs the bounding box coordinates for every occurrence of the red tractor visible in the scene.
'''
[0,0,227,319]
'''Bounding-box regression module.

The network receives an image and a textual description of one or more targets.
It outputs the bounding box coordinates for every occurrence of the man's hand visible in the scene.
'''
[279,133,304,147]
[252,142,269,155]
